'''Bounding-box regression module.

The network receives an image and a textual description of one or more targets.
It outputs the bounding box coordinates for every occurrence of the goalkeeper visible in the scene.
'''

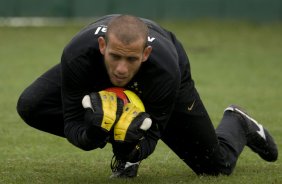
[17,14,278,178]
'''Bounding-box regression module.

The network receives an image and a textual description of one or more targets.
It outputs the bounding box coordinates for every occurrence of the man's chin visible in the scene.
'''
[113,84,126,87]
[111,80,128,87]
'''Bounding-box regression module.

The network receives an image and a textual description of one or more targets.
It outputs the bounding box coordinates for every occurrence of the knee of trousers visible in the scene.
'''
[16,93,39,128]
[189,146,236,176]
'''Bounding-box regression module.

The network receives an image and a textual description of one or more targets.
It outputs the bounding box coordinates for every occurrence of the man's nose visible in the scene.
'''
[116,60,128,74]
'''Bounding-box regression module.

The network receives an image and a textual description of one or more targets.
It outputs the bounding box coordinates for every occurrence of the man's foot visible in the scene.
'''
[110,156,140,178]
[224,105,278,162]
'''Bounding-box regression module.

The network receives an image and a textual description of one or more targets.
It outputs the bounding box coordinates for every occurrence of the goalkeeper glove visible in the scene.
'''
[114,103,152,142]
[82,91,123,148]
[112,103,152,161]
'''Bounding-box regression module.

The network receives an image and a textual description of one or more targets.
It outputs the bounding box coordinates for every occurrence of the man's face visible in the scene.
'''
[98,35,152,87]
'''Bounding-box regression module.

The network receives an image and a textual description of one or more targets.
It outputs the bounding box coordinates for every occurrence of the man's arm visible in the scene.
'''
[61,54,93,150]
[61,46,113,150]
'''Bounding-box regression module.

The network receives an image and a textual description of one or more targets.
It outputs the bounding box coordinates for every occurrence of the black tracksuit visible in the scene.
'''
[17,15,247,175]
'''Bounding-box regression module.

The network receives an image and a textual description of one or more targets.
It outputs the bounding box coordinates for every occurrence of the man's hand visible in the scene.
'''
[112,103,152,161]
[82,91,123,147]
[114,103,152,142]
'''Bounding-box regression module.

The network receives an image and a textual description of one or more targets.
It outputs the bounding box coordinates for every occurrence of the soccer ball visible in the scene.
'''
[104,87,145,111]
[105,87,151,132]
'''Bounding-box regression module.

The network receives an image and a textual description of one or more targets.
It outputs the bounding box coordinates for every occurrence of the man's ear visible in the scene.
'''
[98,37,106,55]
[142,46,152,62]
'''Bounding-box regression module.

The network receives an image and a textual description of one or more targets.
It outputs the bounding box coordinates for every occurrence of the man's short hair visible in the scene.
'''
[105,15,149,48]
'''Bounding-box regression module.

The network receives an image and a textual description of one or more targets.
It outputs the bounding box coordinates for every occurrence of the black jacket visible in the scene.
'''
[61,15,183,160]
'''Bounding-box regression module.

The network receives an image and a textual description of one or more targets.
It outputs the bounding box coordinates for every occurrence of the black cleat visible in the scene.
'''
[224,105,278,162]
[110,156,140,178]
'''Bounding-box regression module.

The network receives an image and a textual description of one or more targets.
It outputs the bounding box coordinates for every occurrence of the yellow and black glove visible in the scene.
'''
[112,103,152,161]
[114,103,152,142]
[82,91,123,148]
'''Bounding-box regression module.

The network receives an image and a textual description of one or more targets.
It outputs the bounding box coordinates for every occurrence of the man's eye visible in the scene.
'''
[111,54,120,60]
[127,57,138,62]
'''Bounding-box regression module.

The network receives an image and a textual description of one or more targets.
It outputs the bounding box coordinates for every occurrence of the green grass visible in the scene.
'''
[1,20,282,184]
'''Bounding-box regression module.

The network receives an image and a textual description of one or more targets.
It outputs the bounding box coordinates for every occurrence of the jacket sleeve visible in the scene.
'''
[61,50,100,151]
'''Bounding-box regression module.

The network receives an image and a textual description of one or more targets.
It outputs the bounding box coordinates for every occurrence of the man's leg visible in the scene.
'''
[163,34,277,175]
[162,85,278,175]
[219,105,278,162]
[17,64,65,137]
[161,86,246,175]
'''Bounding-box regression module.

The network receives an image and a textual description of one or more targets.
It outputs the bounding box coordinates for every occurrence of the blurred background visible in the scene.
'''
[0,0,282,25]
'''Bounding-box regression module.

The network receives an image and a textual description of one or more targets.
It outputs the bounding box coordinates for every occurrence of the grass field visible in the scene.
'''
[0,19,282,184]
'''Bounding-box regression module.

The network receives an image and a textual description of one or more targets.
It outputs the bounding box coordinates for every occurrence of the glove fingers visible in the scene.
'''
[125,112,150,142]
[99,91,117,120]
[82,91,124,148]
[89,92,103,113]
[122,103,141,122]
[101,91,120,131]
[114,103,142,142]
[89,91,120,132]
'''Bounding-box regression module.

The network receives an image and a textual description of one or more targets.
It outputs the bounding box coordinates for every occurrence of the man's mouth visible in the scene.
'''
[113,74,127,82]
